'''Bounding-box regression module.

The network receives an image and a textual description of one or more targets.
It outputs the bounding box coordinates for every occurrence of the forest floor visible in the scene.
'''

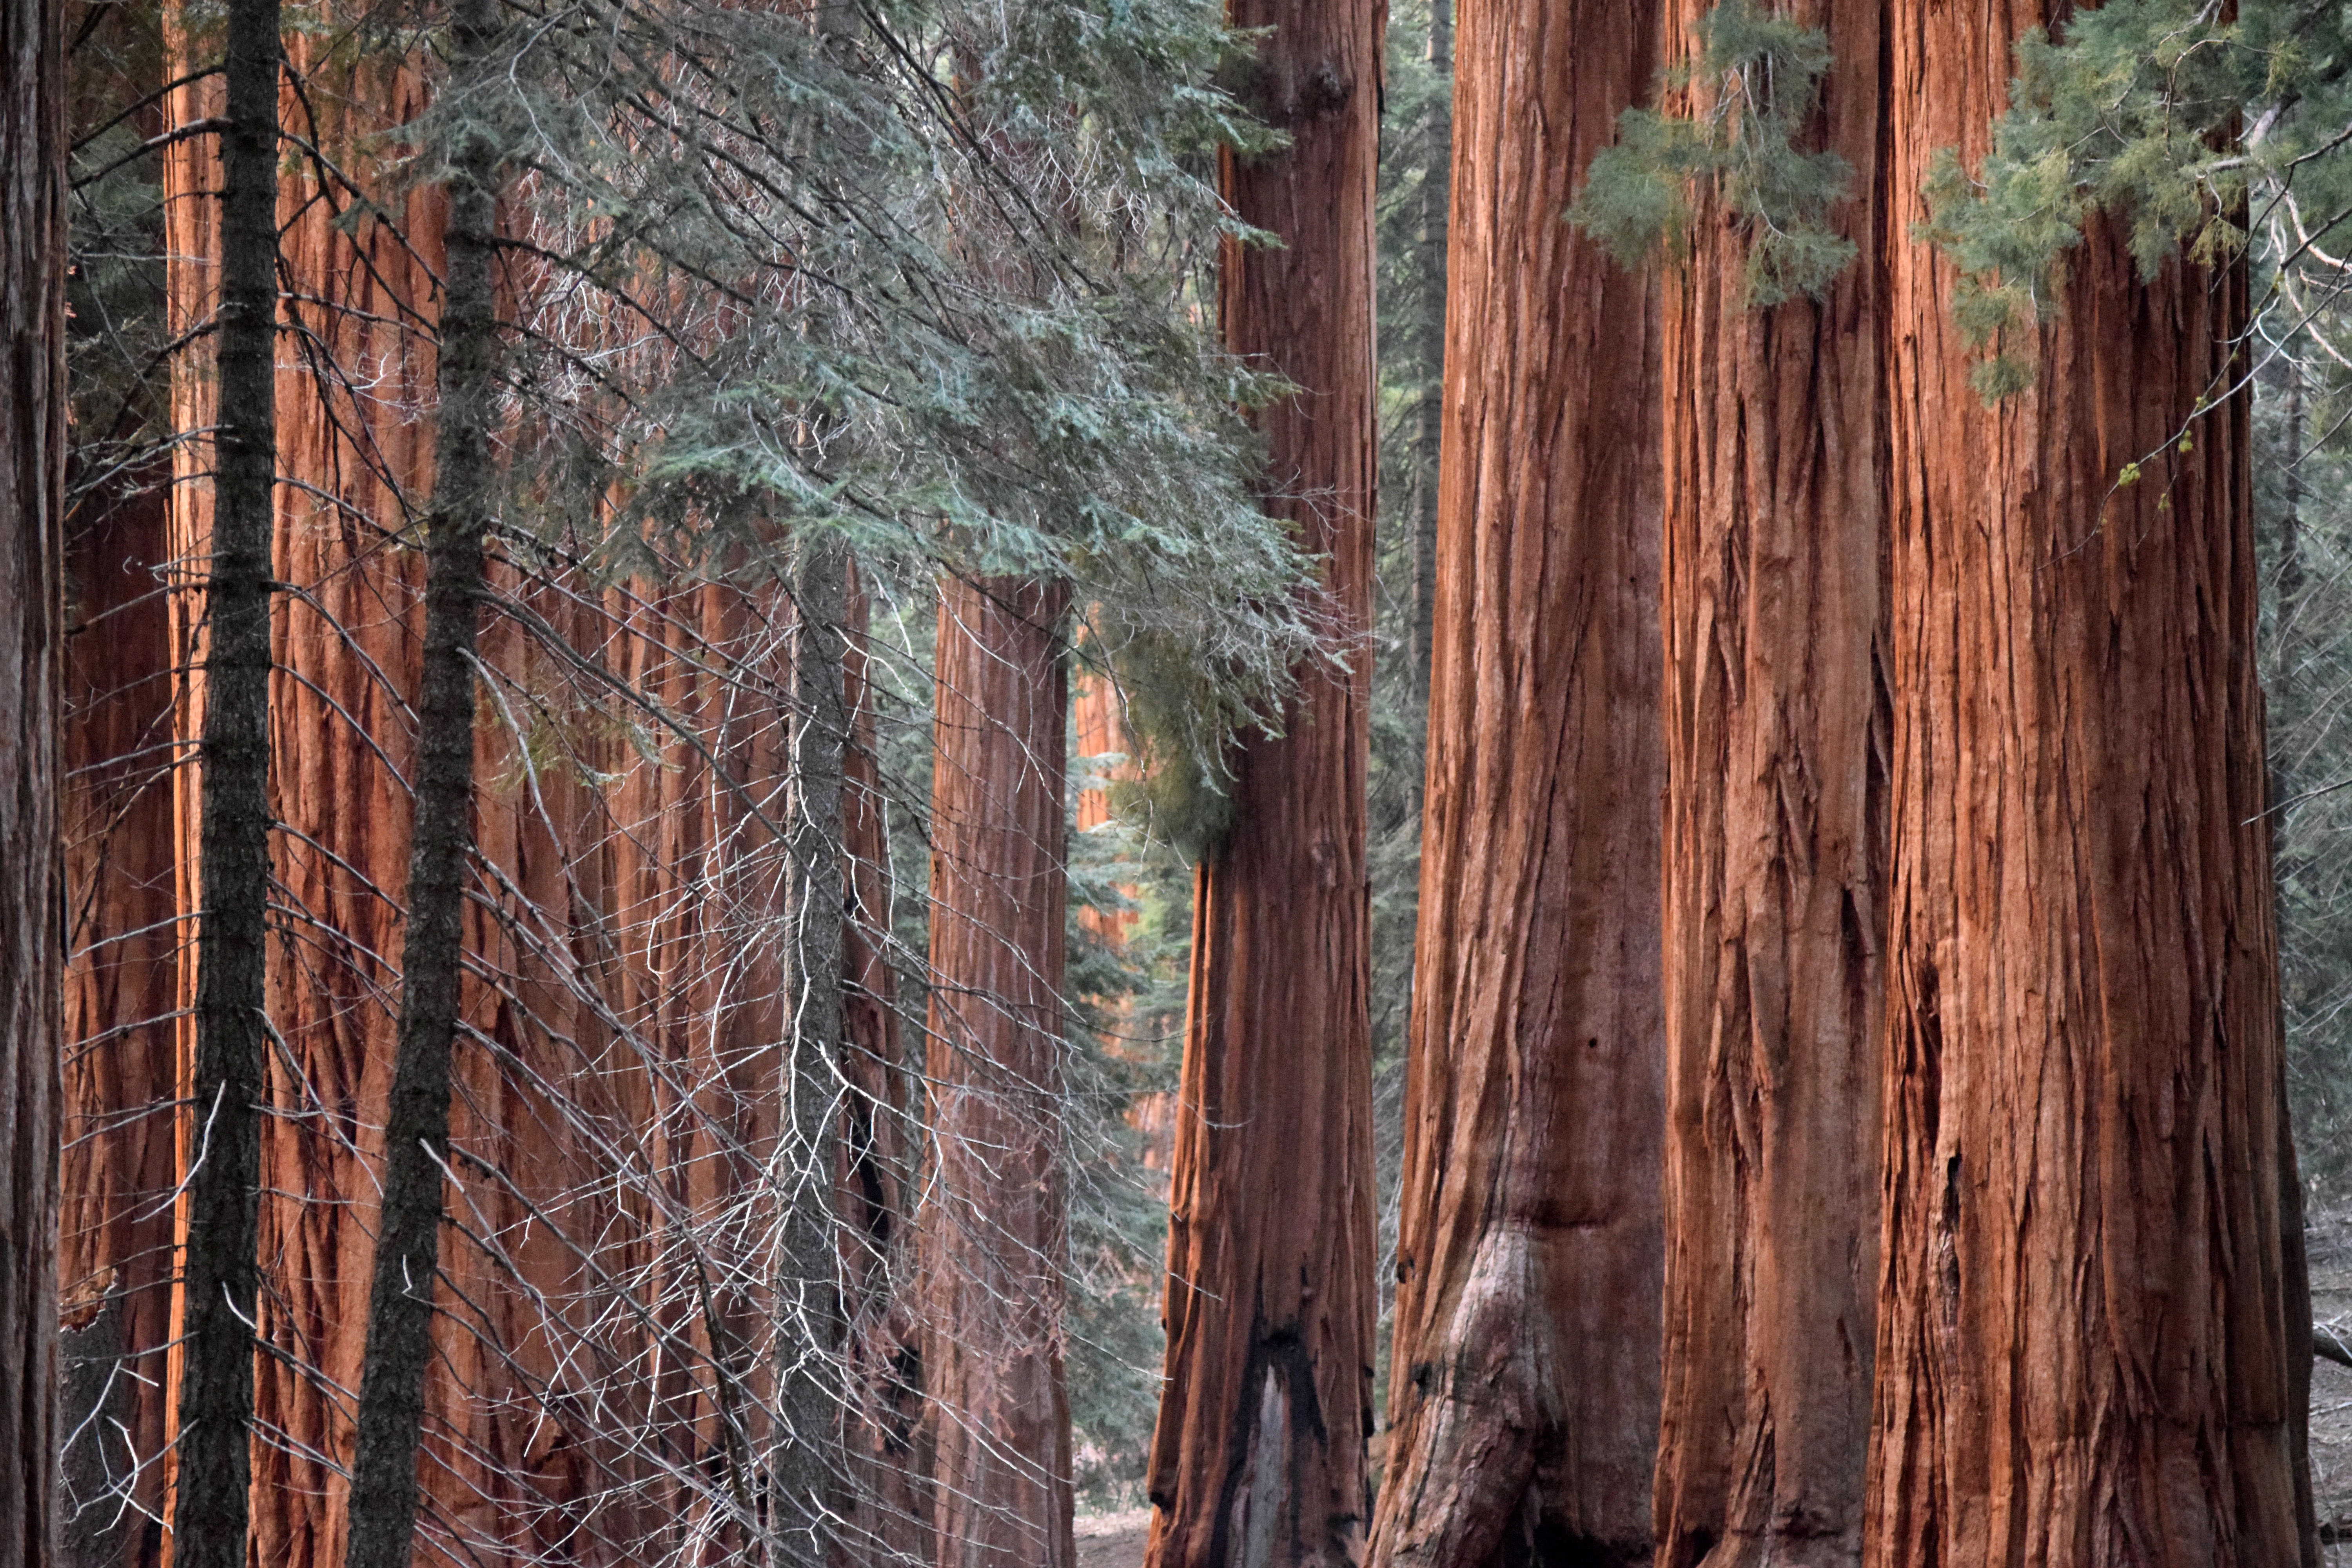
[1074,1508,1151,1568]
[2310,1207,2352,1556]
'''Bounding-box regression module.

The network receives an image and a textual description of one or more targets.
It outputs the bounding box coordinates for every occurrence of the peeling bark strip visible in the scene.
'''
[1868,6,2311,1564]
[1652,3,1886,1566]
[0,0,65,1549]
[1366,0,1664,1562]
[340,0,500,1557]
[170,0,279,1553]
[1140,0,1380,1553]
[922,575,1074,1568]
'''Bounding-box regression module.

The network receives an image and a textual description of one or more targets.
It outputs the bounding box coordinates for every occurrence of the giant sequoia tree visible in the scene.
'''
[1140,0,1381,1553]
[1367,0,1666,1561]
[924,574,1078,1568]
[1867,5,2311,1562]
[1,0,64,1552]
[1646,5,1887,1565]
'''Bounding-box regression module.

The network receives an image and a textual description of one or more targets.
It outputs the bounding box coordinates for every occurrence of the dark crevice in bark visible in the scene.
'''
[1203,1309,1339,1568]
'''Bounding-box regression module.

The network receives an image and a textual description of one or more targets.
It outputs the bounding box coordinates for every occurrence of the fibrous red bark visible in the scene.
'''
[60,482,179,1568]
[1652,4,1886,1565]
[922,574,1074,1568]
[1367,0,1664,1562]
[1867,7,2311,1562]
[1140,0,1380,1554]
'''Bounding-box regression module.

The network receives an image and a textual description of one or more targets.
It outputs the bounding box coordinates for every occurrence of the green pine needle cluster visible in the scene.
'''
[1916,0,2316,398]
[1568,0,1855,308]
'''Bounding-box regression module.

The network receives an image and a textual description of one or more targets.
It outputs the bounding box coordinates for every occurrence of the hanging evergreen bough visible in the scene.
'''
[1568,0,1855,307]
[1891,0,2352,401]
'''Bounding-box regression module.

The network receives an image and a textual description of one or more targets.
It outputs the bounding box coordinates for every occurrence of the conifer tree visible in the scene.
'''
[341,0,503,1554]
[1140,0,1381,1551]
[1868,5,2311,1561]
[924,573,1077,1568]
[1367,0,1666,1561]
[1633,5,1888,1564]
[168,0,278,1548]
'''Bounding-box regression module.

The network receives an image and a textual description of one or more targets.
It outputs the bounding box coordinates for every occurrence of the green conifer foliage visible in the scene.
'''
[1569,0,1855,306]
[1911,0,2301,395]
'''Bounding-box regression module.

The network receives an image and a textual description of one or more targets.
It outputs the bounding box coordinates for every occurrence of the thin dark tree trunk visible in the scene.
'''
[774,536,847,1568]
[1366,0,1665,1561]
[0,0,65,1548]
[1651,3,1886,1565]
[169,0,279,1551]
[1868,7,2313,1560]
[1140,0,1381,1552]
[339,3,498,1558]
[922,574,1073,1568]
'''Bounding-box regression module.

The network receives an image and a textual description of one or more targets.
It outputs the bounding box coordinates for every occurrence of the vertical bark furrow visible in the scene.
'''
[1368,0,1664,1563]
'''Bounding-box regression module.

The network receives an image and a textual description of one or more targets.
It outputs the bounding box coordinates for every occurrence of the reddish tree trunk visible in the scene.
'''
[59,481,180,1568]
[1651,4,1886,1565]
[1140,0,1380,1557]
[1367,1,1664,1563]
[1070,670,1136,953]
[158,44,436,1564]
[0,0,65,1552]
[153,34,759,1562]
[1867,8,2311,1563]
[922,574,1074,1568]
